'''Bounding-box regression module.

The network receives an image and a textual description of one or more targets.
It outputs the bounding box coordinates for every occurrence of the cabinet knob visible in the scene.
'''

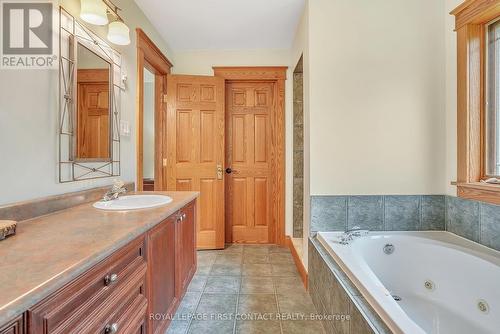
[182,213,186,220]
[104,273,118,286]
[105,323,118,334]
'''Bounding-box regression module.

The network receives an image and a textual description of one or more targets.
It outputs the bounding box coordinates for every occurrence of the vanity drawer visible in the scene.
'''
[28,237,146,334]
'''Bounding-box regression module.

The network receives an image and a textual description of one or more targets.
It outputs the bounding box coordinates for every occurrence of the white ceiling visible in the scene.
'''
[134,0,305,50]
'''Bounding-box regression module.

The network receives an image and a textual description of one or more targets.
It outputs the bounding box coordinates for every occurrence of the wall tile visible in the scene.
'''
[421,195,445,230]
[446,196,480,242]
[384,196,421,230]
[347,196,384,230]
[480,203,500,251]
[311,196,347,232]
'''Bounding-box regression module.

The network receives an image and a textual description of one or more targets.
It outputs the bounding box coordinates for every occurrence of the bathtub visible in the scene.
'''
[317,231,500,334]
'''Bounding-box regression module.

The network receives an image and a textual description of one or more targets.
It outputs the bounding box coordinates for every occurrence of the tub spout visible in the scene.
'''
[339,226,369,245]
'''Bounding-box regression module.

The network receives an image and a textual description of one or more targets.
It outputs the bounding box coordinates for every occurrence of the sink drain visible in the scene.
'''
[424,280,435,291]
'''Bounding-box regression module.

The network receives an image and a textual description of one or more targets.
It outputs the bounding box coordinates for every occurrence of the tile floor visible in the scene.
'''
[166,244,325,334]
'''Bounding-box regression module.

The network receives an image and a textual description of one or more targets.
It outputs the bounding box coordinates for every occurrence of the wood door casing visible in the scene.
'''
[226,82,275,244]
[166,75,225,249]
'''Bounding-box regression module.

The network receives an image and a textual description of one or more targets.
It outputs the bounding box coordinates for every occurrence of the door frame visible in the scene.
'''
[136,28,173,191]
[213,66,287,246]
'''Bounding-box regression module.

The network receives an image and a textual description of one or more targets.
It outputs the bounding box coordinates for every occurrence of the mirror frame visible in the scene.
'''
[58,7,122,183]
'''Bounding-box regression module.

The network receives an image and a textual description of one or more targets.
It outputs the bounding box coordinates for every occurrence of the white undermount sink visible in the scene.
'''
[93,194,173,211]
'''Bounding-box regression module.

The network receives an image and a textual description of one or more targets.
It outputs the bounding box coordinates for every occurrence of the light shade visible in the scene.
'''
[80,0,108,26]
[107,21,130,45]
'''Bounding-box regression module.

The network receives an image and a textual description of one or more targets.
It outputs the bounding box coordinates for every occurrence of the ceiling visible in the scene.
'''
[134,0,305,50]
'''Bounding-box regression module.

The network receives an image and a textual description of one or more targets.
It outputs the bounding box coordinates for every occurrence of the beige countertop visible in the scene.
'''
[0,191,199,325]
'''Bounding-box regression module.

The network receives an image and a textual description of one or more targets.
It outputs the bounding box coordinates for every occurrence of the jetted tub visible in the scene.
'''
[317,231,500,334]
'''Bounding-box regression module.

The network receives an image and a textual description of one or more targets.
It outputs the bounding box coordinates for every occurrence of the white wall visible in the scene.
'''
[143,79,155,179]
[172,49,295,236]
[0,0,174,205]
[307,0,447,196]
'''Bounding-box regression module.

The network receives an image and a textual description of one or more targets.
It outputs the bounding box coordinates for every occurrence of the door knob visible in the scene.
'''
[225,168,232,174]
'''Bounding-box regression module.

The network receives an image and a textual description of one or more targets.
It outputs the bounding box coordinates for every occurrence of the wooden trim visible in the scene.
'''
[286,236,308,290]
[136,28,173,70]
[453,0,500,205]
[213,66,287,81]
[136,29,172,192]
[216,66,287,246]
[76,69,109,83]
[451,0,500,30]
[457,182,500,204]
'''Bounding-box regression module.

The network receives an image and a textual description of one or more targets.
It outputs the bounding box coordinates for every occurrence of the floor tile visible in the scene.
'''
[187,275,208,292]
[273,276,304,295]
[281,319,325,334]
[204,276,241,294]
[243,253,270,264]
[271,264,299,277]
[237,294,278,314]
[215,253,243,265]
[240,276,275,294]
[268,253,294,264]
[277,292,317,316]
[244,245,270,254]
[235,320,281,334]
[196,293,238,315]
[197,251,217,264]
[175,291,202,318]
[210,263,242,276]
[268,245,291,253]
[242,263,273,276]
[188,320,235,334]
[222,243,244,253]
[166,320,191,334]
[196,264,213,276]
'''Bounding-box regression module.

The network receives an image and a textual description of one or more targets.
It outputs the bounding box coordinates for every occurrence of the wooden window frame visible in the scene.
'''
[452,0,500,205]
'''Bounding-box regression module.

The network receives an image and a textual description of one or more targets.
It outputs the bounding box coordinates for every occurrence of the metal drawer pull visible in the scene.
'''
[104,323,118,334]
[182,213,186,220]
[104,273,118,286]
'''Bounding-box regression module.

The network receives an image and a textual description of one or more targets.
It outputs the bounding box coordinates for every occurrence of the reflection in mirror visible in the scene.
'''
[143,67,155,191]
[76,43,111,160]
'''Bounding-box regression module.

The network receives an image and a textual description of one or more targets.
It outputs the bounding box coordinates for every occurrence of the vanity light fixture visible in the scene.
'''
[80,0,131,46]
[80,0,108,25]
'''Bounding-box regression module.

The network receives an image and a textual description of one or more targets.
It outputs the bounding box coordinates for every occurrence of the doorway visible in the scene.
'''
[141,62,287,248]
[136,29,173,191]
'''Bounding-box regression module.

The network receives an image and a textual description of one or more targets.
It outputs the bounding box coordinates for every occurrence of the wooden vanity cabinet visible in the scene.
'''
[18,200,197,334]
[146,214,178,334]
[0,315,24,334]
[177,202,197,295]
[147,201,197,334]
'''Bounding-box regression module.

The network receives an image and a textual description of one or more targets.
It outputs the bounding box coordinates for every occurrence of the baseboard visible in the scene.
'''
[285,236,308,290]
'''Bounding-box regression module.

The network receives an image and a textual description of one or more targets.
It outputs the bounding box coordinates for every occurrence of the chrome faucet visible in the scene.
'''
[102,180,127,201]
[339,226,369,245]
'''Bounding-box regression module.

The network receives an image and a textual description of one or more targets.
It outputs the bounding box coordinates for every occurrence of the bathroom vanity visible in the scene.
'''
[0,191,198,334]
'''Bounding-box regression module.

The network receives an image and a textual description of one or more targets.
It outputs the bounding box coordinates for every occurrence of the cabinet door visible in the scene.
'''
[147,216,178,334]
[0,315,24,334]
[177,201,197,295]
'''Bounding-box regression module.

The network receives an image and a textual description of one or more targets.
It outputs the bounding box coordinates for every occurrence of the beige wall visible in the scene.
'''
[445,0,462,196]
[307,0,447,196]
[0,0,174,205]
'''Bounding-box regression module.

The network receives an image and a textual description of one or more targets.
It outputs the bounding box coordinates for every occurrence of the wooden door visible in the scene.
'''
[77,82,110,159]
[147,217,178,334]
[225,82,275,243]
[166,75,225,249]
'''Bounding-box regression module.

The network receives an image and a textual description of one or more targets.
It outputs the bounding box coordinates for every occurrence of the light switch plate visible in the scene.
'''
[120,120,131,137]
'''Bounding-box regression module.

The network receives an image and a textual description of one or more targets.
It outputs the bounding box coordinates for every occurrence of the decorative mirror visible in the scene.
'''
[59,7,122,182]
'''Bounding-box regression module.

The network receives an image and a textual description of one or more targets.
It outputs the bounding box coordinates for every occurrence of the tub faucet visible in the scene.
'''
[102,180,127,201]
[339,226,369,245]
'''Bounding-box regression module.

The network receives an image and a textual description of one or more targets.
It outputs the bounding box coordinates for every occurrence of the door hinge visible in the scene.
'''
[162,94,168,103]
